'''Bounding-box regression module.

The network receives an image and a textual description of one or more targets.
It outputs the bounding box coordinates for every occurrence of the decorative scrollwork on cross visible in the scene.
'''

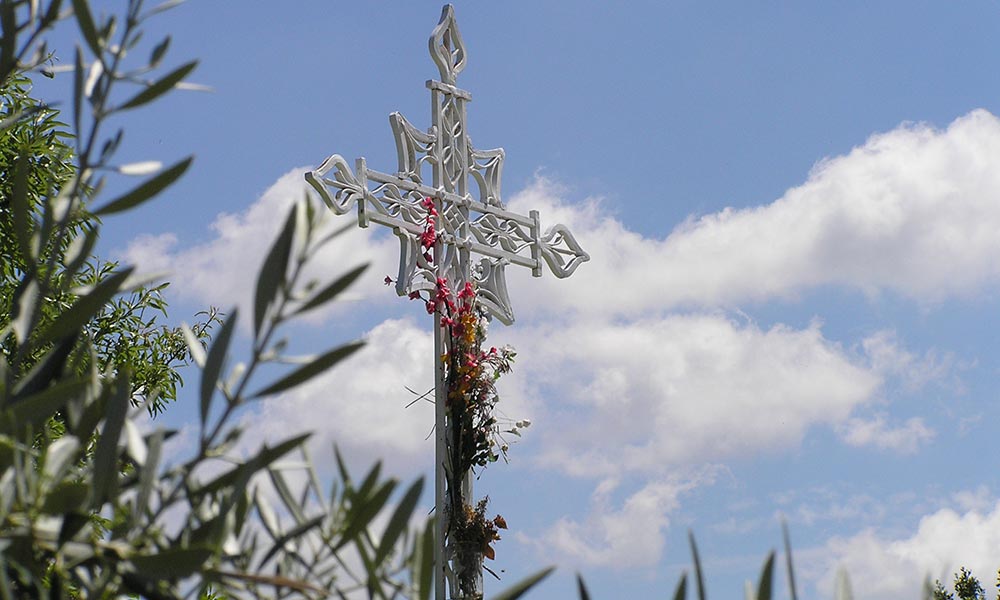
[306,6,588,326]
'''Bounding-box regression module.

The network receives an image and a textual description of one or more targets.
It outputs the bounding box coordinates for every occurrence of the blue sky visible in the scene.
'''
[32,1,1000,597]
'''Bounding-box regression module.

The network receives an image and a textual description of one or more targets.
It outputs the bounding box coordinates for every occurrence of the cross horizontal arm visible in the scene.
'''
[305,156,589,280]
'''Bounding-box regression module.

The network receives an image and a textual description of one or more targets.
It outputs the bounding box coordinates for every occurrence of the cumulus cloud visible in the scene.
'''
[504,315,881,478]
[520,472,716,569]
[238,318,436,478]
[506,110,1000,317]
[120,167,400,320]
[837,414,935,454]
[813,499,1000,599]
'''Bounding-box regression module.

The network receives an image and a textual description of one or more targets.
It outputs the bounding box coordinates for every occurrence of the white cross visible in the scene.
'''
[306,6,587,598]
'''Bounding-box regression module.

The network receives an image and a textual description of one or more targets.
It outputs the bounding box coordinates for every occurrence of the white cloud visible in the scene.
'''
[503,314,881,478]
[860,330,954,393]
[238,318,436,479]
[837,414,935,454]
[813,499,1000,599]
[120,167,400,320]
[507,110,1000,318]
[520,472,715,569]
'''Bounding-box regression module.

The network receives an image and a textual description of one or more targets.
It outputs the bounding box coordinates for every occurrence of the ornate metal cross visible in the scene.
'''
[306,6,587,598]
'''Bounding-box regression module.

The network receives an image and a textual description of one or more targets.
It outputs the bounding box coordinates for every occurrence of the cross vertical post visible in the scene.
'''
[307,6,588,598]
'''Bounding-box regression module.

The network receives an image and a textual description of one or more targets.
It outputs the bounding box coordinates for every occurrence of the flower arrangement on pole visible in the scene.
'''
[386,197,529,597]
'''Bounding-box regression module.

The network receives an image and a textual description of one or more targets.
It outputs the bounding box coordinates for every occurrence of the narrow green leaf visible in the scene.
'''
[253,203,298,336]
[10,277,39,345]
[293,263,369,317]
[756,551,775,600]
[40,481,90,514]
[42,437,81,482]
[783,521,799,600]
[11,155,34,265]
[62,227,100,282]
[118,60,197,110]
[255,489,281,536]
[257,515,324,569]
[672,571,688,600]
[267,467,306,525]
[180,323,206,367]
[39,268,133,344]
[73,47,84,133]
[90,373,129,509]
[576,574,592,600]
[689,531,707,600]
[355,460,383,502]
[334,479,396,552]
[491,567,556,600]
[334,445,352,487]
[251,341,363,398]
[11,335,77,404]
[834,568,853,600]
[123,419,147,465]
[145,0,187,18]
[415,516,435,600]
[5,379,87,428]
[133,428,163,523]
[149,35,170,67]
[375,477,424,567]
[71,0,102,57]
[200,308,237,424]
[92,157,192,216]
[193,433,310,497]
[129,547,212,579]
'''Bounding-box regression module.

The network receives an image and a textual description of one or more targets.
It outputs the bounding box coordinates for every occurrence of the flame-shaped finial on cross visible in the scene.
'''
[429,5,466,85]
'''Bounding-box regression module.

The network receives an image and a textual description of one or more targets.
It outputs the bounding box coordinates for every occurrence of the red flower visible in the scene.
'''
[384,275,394,285]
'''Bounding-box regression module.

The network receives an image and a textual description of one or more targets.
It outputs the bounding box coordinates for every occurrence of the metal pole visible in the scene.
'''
[434,307,447,600]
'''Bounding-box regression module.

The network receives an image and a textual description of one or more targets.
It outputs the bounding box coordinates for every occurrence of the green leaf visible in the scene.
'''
[334,478,396,552]
[293,263,369,317]
[491,567,555,600]
[133,428,163,524]
[576,574,591,600]
[90,373,129,509]
[129,547,212,580]
[71,0,102,58]
[92,156,192,216]
[756,551,775,600]
[42,437,81,482]
[375,477,424,567]
[672,571,688,600]
[257,514,324,569]
[62,228,100,282]
[149,35,170,67]
[39,268,133,344]
[10,277,40,345]
[414,516,435,600]
[118,60,197,110]
[193,433,310,497]
[200,308,237,424]
[689,531,707,600]
[253,203,298,336]
[5,378,83,431]
[41,481,90,514]
[783,521,799,600]
[11,155,34,265]
[251,341,363,398]
[9,342,82,406]
[267,467,306,525]
[834,568,853,600]
[73,47,84,132]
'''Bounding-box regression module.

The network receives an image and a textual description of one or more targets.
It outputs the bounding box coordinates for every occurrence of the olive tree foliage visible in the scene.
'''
[0,1,448,598]
[0,69,220,419]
